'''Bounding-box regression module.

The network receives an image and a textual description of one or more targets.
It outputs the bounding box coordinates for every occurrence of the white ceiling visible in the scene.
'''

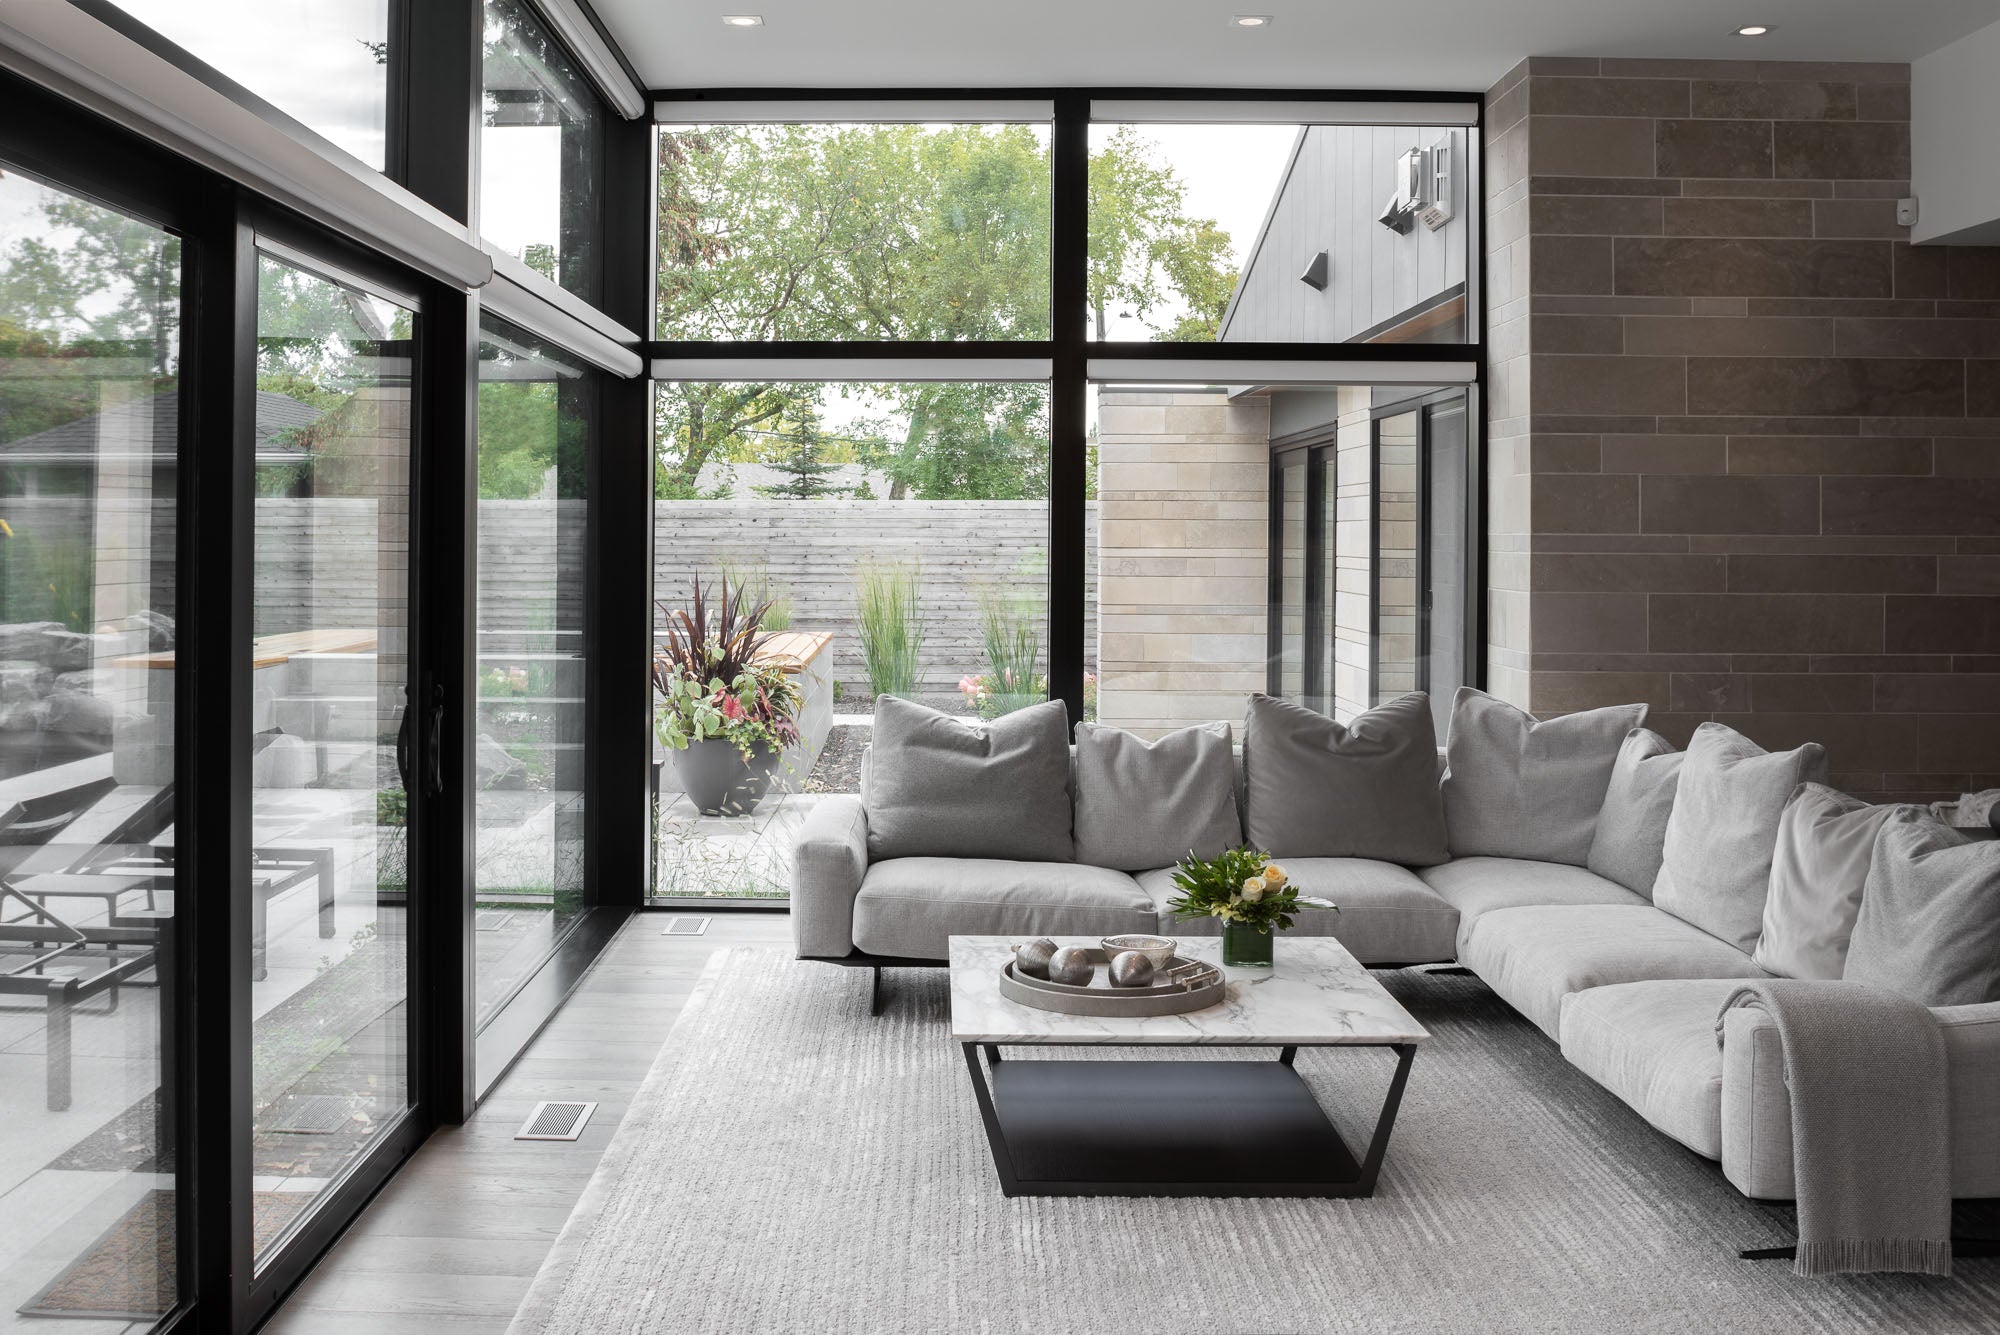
[592,0,2000,93]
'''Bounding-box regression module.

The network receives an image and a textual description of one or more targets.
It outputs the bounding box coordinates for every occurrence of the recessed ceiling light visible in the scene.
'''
[1734,23,1773,36]
[722,14,763,26]
[1234,15,1273,27]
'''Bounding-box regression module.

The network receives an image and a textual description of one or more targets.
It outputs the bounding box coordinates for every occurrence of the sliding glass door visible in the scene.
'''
[247,249,416,1264]
[0,157,185,1331]
[1265,387,1472,725]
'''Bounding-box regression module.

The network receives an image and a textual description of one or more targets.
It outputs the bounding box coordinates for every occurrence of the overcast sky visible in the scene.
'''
[110,0,391,167]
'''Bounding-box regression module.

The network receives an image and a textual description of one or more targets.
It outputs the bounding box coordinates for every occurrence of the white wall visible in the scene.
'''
[1912,18,2000,245]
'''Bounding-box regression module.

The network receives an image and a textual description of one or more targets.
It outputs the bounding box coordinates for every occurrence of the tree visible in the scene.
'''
[751,405,850,499]
[1087,126,1238,342]
[652,123,1236,499]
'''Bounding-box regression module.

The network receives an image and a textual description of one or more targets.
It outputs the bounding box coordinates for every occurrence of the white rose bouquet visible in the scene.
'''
[1163,846,1336,933]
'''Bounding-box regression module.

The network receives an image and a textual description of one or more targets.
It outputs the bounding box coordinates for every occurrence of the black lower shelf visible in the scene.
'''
[978,1057,1368,1197]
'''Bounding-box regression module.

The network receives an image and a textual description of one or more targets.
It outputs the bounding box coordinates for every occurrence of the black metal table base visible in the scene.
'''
[961,1041,1415,1198]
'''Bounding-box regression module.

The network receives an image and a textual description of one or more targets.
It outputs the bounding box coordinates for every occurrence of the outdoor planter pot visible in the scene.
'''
[674,736,783,816]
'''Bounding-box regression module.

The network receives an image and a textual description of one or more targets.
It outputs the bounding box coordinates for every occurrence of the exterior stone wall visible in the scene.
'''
[1484,56,2000,798]
[1096,391,1270,736]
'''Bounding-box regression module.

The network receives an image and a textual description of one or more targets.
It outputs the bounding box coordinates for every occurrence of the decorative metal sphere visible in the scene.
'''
[1108,951,1155,988]
[1047,946,1095,987]
[1013,938,1059,980]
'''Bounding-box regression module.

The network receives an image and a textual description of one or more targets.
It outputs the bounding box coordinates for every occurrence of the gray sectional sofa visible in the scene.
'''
[791,688,2000,1203]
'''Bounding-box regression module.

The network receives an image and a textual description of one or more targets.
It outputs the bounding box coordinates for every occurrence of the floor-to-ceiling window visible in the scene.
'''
[474,316,591,1023]
[0,0,645,1325]
[482,0,605,302]
[647,96,1483,905]
[647,110,1056,902]
[247,249,416,1263]
[0,157,183,1332]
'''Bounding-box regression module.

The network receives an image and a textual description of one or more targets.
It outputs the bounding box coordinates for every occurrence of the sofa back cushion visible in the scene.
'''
[1844,817,2000,1005]
[863,695,1074,862]
[1242,691,1447,866]
[1586,729,1682,897]
[1441,688,1647,866]
[1753,784,1909,981]
[1072,722,1242,871]
[1651,722,1827,953]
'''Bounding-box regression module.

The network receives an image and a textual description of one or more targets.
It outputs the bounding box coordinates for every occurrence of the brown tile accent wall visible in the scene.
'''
[1484,57,2000,798]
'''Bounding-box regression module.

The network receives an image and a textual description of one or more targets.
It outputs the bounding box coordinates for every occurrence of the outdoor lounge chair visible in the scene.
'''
[0,785,161,1112]
[3,781,337,981]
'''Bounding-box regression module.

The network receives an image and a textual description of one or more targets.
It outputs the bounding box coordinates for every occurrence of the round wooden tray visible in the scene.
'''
[998,948,1226,1017]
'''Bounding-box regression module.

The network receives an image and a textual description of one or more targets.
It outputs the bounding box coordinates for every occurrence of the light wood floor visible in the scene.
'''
[261,910,795,1335]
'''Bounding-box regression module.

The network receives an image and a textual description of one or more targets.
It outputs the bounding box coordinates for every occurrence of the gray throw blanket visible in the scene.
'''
[1716,980,1952,1277]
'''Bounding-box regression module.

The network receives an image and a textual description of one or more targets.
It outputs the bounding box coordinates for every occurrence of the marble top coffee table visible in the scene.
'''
[949,934,1428,1198]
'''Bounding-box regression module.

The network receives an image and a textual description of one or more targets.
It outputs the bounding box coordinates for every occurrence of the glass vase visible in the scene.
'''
[1222,920,1275,968]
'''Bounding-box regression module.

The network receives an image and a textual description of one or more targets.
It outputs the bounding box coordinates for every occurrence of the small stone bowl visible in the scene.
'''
[1102,934,1176,972]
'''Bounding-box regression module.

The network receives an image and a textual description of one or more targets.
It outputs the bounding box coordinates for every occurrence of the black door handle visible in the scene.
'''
[395,701,413,792]
[425,683,445,797]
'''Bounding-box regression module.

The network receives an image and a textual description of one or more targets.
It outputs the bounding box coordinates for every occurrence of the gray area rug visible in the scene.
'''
[510,948,2000,1334]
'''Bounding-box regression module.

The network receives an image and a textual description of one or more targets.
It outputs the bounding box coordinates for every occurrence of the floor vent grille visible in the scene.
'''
[516,1100,596,1142]
[475,910,515,931]
[662,916,711,936]
[265,1094,354,1135]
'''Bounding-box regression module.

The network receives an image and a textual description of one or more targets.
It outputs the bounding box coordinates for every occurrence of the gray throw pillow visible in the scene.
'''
[1845,817,2000,1006]
[1651,722,1827,952]
[1586,729,1683,897]
[1072,722,1242,871]
[1753,784,1909,981]
[1441,688,1647,866]
[1242,691,1447,866]
[863,695,1074,862]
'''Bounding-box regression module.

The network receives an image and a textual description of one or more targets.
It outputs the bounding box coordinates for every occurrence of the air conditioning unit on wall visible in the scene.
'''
[1377,137,1454,234]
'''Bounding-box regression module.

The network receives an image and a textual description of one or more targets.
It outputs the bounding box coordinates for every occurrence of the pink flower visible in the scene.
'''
[1084,672,1097,685]
[958,675,979,697]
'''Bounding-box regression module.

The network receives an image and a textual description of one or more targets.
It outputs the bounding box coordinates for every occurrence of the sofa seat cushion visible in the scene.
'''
[850,858,1155,960]
[1460,904,1769,1040]
[1559,978,1750,1160]
[1138,857,1458,966]
[1418,857,1646,952]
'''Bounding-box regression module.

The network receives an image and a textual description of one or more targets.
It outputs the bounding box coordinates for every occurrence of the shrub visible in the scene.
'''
[976,587,1041,705]
[854,560,924,697]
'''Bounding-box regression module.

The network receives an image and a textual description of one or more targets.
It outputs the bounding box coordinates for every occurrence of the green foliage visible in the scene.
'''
[715,555,792,631]
[750,403,850,500]
[652,575,803,758]
[376,787,408,829]
[1166,849,1336,933]
[1087,126,1239,341]
[853,559,924,697]
[653,664,801,760]
[651,123,1234,500]
[2,532,93,630]
[977,585,1041,702]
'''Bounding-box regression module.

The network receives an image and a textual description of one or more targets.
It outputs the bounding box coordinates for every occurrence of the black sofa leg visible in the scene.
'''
[869,966,885,1017]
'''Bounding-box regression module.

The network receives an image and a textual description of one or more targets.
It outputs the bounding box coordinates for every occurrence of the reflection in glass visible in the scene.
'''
[1088,123,1471,344]
[0,163,180,1323]
[475,317,588,1026]
[1374,411,1420,704]
[655,123,1052,342]
[109,0,391,168]
[483,0,603,302]
[1424,401,1469,740]
[1277,461,1307,699]
[650,380,1051,900]
[249,254,412,1263]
